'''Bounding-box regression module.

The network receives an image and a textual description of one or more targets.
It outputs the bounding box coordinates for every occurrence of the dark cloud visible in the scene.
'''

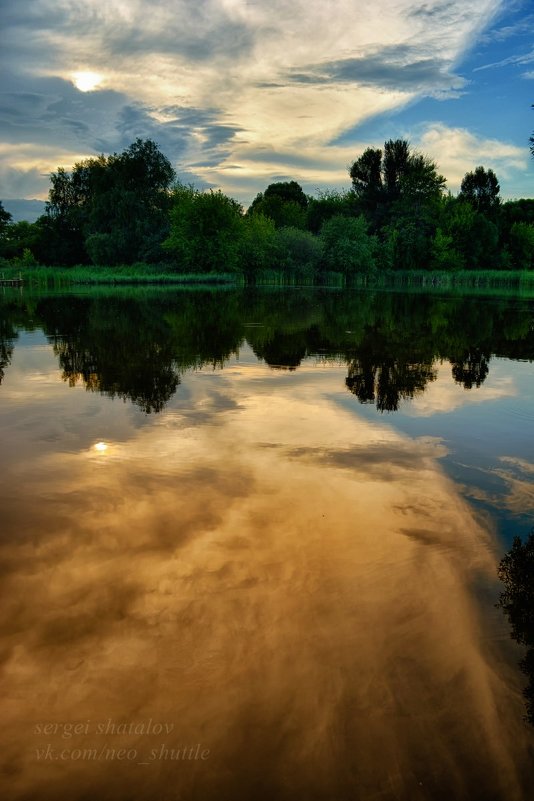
[285,46,467,94]
[0,167,50,200]
[284,438,445,481]
[0,68,241,195]
[408,1,461,21]
[1,0,255,73]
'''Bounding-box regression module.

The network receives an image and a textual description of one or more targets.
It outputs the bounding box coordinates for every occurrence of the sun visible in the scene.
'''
[73,71,102,92]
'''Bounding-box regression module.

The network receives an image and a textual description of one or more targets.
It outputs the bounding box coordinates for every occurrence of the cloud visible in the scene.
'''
[3,346,531,800]
[414,123,528,191]
[474,46,534,71]
[407,361,517,416]
[478,12,534,43]
[0,0,513,201]
[286,46,467,97]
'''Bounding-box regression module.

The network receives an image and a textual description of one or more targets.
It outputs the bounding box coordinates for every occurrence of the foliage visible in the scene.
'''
[320,215,376,275]
[44,139,175,265]
[248,181,308,229]
[0,201,12,236]
[349,139,445,225]
[239,213,276,275]
[458,166,500,217]
[6,133,534,280]
[0,219,42,262]
[306,190,358,233]
[271,226,323,280]
[498,531,534,725]
[164,185,244,273]
[509,222,534,269]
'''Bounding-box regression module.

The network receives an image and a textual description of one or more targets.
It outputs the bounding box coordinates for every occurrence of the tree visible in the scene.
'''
[0,220,43,262]
[458,166,500,216]
[239,213,276,276]
[45,139,175,265]
[248,181,308,229]
[349,140,445,230]
[509,222,534,269]
[320,215,376,275]
[0,201,12,237]
[271,227,323,280]
[498,531,534,725]
[306,189,358,234]
[349,148,383,214]
[164,185,244,273]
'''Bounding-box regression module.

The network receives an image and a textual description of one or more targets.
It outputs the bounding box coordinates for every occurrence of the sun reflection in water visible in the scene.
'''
[93,441,108,453]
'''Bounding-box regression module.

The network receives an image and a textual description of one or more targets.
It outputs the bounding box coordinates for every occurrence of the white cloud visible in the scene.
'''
[415,123,528,192]
[0,0,510,199]
[407,361,516,416]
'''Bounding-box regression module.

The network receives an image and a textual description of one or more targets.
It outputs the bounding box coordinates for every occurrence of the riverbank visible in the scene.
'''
[2,264,534,296]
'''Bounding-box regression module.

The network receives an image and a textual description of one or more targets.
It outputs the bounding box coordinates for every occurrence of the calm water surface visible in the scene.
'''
[1,288,533,800]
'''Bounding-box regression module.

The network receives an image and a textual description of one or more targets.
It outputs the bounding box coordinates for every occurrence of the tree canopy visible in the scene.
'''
[349,139,446,214]
[458,166,500,215]
[45,138,175,265]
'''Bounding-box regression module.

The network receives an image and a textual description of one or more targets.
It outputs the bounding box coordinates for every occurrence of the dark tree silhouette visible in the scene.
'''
[459,166,500,216]
[497,531,534,725]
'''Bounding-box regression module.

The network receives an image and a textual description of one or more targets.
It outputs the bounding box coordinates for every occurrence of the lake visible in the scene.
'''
[1,287,533,800]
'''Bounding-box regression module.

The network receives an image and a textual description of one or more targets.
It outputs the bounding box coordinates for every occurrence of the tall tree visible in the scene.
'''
[458,166,500,216]
[45,139,175,265]
[349,140,445,229]
[0,201,12,235]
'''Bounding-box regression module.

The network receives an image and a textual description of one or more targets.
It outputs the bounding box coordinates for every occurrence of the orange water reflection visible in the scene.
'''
[0,354,532,800]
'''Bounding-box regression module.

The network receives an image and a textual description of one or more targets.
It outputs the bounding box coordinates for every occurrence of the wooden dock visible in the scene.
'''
[0,274,23,287]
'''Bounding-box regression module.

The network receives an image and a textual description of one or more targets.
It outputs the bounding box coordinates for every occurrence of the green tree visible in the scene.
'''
[0,220,43,262]
[430,227,464,271]
[45,139,175,265]
[349,148,383,216]
[306,190,358,234]
[271,226,323,279]
[239,213,276,276]
[164,185,244,273]
[458,166,500,217]
[349,139,445,223]
[320,215,376,275]
[0,201,12,237]
[509,222,534,269]
[437,196,499,270]
[248,181,308,229]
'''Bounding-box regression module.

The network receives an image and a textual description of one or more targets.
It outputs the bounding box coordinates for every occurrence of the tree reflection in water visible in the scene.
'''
[498,531,534,726]
[0,289,532,413]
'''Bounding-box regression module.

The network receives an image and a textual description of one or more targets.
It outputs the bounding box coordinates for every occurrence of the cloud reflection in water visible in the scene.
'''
[0,361,532,800]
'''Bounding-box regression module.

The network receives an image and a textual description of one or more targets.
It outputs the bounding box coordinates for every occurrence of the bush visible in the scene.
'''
[320,215,376,275]
[271,227,323,280]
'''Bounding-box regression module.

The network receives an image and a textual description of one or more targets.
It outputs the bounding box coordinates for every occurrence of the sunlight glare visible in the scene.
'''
[73,71,102,92]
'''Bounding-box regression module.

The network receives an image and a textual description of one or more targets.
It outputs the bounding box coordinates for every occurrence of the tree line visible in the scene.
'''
[1,135,533,277]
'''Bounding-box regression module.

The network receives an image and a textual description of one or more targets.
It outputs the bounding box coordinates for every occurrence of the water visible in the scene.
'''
[1,287,533,800]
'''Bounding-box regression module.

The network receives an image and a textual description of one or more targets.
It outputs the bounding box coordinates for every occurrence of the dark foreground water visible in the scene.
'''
[1,287,533,801]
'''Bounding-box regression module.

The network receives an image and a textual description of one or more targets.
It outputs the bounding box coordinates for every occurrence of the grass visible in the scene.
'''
[363,269,534,298]
[372,268,534,288]
[0,263,243,288]
[2,262,534,297]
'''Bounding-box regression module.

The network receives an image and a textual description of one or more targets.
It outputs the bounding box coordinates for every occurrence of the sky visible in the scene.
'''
[0,0,533,217]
